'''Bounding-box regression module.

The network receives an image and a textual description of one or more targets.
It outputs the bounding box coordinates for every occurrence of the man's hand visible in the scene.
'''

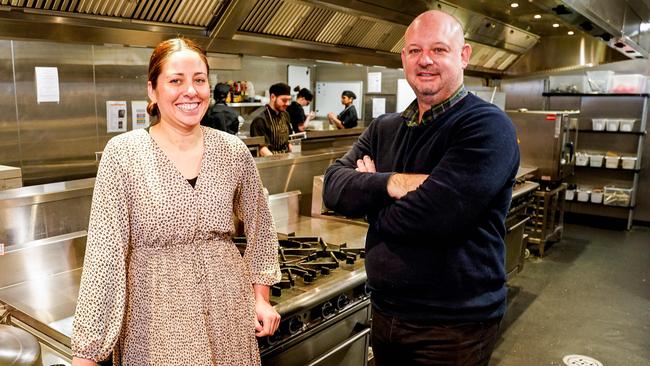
[387,173,428,199]
[356,155,376,173]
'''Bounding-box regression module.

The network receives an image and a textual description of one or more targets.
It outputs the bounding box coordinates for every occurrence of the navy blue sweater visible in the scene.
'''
[323,94,520,322]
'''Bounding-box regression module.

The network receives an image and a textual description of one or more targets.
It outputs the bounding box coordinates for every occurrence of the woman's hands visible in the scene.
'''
[253,284,280,337]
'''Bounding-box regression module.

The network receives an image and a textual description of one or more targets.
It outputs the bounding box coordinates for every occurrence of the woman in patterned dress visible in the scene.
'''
[71,38,281,366]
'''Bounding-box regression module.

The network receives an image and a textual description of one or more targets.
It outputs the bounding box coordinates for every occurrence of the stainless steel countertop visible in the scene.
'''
[512,181,540,200]
[303,127,365,139]
[0,215,369,343]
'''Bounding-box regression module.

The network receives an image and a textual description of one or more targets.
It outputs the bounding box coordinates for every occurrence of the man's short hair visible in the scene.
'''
[269,83,291,97]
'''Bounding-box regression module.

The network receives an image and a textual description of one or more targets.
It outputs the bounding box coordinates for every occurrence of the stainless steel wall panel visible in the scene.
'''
[0,41,20,169]
[92,45,150,149]
[13,41,97,185]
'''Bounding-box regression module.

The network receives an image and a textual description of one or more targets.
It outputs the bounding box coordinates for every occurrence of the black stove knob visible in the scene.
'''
[321,301,335,318]
[267,332,282,346]
[336,294,350,310]
[288,317,303,334]
[320,267,331,275]
[346,256,356,265]
[304,274,314,283]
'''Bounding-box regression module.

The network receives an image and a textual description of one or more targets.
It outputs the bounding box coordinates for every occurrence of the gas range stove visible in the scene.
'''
[233,235,371,365]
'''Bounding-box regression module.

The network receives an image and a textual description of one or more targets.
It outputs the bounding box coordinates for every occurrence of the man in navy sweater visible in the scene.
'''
[323,10,519,366]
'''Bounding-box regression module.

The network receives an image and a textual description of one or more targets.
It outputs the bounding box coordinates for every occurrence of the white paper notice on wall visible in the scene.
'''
[106,101,128,133]
[367,72,382,93]
[131,101,150,130]
[35,67,60,103]
[372,98,386,118]
[0,243,4,255]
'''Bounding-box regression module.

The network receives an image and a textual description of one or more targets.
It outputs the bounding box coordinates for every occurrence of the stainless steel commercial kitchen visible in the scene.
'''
[1,1,650,366]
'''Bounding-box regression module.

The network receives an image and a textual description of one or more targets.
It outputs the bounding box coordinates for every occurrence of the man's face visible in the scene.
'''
[271,94,291,112]
[401,12,471,107]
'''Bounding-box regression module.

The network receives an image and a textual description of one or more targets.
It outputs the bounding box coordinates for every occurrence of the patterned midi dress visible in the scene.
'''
[71,127,281,365]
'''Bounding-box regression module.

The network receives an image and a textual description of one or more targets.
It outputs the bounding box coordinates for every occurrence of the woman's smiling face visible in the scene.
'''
[147,49,210,129]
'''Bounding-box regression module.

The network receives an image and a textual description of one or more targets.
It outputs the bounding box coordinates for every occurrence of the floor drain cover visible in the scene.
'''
[563,354,603,366]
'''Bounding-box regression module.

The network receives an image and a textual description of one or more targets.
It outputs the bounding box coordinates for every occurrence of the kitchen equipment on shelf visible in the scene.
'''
[575,152,589,166]
[590,188,604,204]
[609,74,647,94]
[605,153,620,169]
[588,153,604,168]
[606,119,620,131]
[586,70,614,93]
[591,118,607,131]
[604,186,633,206]
[621,156,638,170]
[619,119,637,132]
[576,188,590,202]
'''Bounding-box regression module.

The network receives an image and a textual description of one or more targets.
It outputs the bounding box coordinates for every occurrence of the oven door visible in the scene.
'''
[262,299,371,366]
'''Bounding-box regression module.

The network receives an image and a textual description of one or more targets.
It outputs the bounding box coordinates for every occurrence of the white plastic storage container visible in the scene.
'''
[575,152,589,166]
[577,189,590,202]
[609,74,647,93]
[606,119,620,131]
[619,119,637,132]
[591,118,607,131]
[588,154,604,167]
[590,189,604,204]
[565,188,575,201]
[621,156,638,170]
[549,75,588,93]
[605,155,620,169]
[586,70,614,93]
[604,186,633,206]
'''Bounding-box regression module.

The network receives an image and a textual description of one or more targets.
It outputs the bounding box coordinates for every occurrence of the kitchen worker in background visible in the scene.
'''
[323,10,519,366]
[327,90,358,129]
[250,82,293,156]
[71,37,281,366]
[287,86,316,133]
[201,82,241,134]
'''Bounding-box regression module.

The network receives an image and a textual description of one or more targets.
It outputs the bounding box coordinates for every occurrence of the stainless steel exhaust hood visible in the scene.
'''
[0,0,541,73]
[0,0,637,74]
[557,0,650,59]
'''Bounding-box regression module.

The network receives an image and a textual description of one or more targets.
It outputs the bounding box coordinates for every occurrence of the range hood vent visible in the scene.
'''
[239,0,405,53]
[0,0,228,26]
[558,0,649,59]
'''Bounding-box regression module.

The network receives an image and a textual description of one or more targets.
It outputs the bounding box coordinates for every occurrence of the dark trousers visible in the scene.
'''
[371,308,501,366]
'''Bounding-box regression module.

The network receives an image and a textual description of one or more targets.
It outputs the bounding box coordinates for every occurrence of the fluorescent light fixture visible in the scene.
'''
[553,23,560,28]
[511,3,519,8]
[534,14,541,19]
[568,31,575,35]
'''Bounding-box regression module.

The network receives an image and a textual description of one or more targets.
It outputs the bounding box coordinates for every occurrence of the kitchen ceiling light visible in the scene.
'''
[568,31,575,35]
[511,3,519,8]
[534,14,541,19]
[553,23,560,28]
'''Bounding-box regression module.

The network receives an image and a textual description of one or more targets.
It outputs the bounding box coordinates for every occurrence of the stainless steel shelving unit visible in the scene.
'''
[544,93,648,229]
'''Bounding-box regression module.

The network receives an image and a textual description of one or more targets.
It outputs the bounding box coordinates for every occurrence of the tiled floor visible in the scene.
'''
[491,224,650,366]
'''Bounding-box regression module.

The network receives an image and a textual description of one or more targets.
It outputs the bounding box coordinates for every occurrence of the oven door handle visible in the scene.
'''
[305,326,371,366]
